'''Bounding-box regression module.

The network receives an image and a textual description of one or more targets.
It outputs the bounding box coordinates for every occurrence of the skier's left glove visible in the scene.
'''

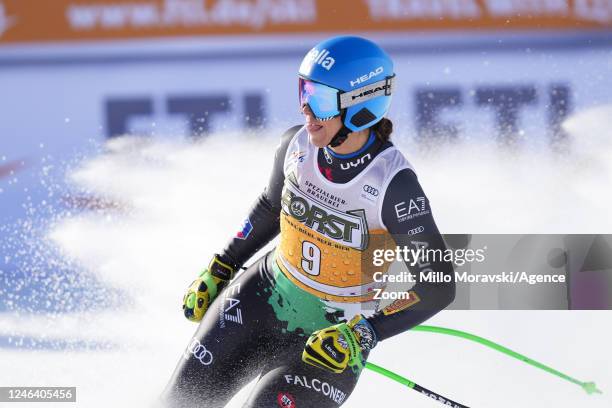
[182,254,236,322]
[302,315,378,374]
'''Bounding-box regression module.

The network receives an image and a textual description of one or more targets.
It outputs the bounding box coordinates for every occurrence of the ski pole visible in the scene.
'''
[365,362,470,408]
[412,325,602,395]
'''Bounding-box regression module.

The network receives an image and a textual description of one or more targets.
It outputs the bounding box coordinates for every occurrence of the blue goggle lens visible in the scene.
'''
[299,78,340,120]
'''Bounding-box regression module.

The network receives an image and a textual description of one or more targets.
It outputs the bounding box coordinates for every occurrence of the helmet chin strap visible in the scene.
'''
[328,110,351,148]
[328,126,351,147]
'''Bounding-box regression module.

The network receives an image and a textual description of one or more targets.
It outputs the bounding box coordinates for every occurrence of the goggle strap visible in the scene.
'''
[339,76,395,110]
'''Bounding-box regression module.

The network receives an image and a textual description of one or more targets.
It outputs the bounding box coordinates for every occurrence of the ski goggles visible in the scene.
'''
[299,75,395,121]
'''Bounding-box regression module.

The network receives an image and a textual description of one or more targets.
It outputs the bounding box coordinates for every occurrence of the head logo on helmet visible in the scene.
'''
[351,66,384,87]
[298,36,395,141]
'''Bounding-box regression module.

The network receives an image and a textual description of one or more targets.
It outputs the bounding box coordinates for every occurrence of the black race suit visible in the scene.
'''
[162,126,455,407]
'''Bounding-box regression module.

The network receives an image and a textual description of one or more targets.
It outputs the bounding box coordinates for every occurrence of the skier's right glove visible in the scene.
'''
[182,254,236,322]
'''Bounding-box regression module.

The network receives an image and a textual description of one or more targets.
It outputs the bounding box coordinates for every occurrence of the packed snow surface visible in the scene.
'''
[1,106,611,407]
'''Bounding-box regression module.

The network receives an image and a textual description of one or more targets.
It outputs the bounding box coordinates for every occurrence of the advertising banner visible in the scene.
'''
[0,0,611,45]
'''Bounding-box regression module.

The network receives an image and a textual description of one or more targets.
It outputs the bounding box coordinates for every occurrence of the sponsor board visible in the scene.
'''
[1,29,610,236]
[0,2,16,39]
[0,0,609,45]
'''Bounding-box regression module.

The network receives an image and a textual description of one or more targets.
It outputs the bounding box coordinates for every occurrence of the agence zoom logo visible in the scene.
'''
[362,184,379,197]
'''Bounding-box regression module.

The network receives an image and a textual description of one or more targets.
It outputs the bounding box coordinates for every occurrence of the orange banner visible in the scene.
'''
[0,0,610,45]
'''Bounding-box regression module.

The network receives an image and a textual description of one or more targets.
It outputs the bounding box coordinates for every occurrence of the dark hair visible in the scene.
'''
[372,117,393,142]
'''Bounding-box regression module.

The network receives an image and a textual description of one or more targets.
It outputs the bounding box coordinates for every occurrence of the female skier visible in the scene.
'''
[163,36,455,408]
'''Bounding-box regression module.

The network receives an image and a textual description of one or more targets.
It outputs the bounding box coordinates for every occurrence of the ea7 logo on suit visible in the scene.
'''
[219,283,243,327]
[395,197,430,223]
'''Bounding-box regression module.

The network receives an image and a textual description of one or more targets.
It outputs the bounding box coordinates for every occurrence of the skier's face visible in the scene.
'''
[301,104,343,148]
